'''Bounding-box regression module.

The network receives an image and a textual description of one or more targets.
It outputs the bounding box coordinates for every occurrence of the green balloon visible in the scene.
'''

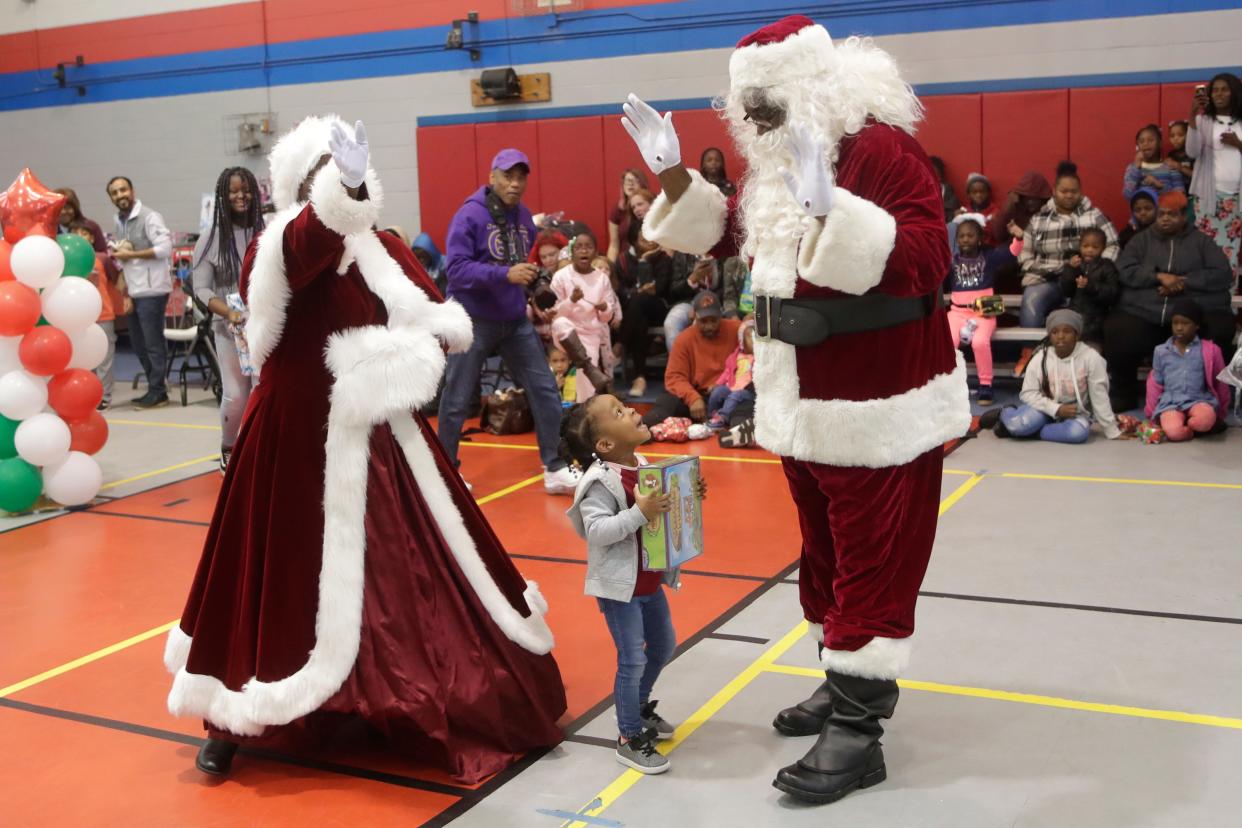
[0,416,17,460]
[57,232,96,277]
[0,457,42,513]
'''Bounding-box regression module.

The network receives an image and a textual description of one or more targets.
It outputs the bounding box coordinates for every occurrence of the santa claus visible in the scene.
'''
[622,16,969,804]
[163,116,566,783]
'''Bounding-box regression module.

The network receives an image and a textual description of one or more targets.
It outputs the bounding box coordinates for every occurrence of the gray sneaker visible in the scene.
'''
[615,730,669,774]
[640,700,675,741]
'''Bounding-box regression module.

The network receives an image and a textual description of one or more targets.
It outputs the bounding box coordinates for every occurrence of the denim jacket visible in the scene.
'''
[566,458,681,602]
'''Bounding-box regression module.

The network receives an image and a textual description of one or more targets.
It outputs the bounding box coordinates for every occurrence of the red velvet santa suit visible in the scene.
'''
[163,117,566,783]
[643,23,970,680]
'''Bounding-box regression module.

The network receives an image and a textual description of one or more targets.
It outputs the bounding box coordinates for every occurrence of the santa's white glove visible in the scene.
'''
[329,120,370,189]
[621,94,681,175]
[778,123,835,218]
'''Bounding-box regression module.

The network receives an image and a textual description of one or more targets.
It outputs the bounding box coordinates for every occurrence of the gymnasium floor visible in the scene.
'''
[3,377,1241,827]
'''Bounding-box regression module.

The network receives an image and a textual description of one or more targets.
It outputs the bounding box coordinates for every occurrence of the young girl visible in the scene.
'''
[1166,120,1195,189]
[562,395,708,774]
[549,347,576,408]
[945,214,1013,405]
[707,318,755,429]
[1055,227,1120,348]
[1118,188,1158,250]
[984,309,1121,443]
[550,231,619,398]
[1124,124,1185,199]
[1146,298,1230,441]
[699,147,736,197]
[69,221,119,409]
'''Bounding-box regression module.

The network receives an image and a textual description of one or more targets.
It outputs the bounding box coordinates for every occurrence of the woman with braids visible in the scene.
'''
[192,167,265,472]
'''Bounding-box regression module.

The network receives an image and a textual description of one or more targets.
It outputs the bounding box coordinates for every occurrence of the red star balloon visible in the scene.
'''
[0,168,66,244]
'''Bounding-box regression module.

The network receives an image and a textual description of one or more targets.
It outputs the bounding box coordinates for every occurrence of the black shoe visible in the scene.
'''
[773,675,833,737]
[639,700,675,741]
[195,738,238,776]
[977,407,1003,431]
[219,446,232,475]
[134,391,169,409]
[773,672,899,805]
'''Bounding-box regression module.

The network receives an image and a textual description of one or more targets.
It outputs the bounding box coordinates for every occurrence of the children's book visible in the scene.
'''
[637,456,704,570]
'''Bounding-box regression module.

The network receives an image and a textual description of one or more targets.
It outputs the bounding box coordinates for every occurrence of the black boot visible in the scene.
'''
[773,672,899,805]
[772,674,833,736]
[559,331,613,394]
[195,738,239,776]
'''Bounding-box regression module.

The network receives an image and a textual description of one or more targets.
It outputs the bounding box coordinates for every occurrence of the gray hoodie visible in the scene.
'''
[1116,223,1233,325]
[566,457,681,603]
[1020,341,1121,439]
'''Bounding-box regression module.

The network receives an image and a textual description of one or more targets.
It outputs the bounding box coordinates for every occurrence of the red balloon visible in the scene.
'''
[66,410,109,455]
[0,239,12,281]
[0,281,41,336]
[0,169,66,245]
[47,369,102,419]
[19,326,72,376]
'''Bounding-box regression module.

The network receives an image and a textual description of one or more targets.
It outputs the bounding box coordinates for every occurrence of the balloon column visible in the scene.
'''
[0,168,107,513]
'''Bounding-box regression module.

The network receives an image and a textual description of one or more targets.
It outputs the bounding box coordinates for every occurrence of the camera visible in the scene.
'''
[529,268,557,310]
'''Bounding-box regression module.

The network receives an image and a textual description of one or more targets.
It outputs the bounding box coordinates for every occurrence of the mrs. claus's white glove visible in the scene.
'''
[778,122,836,218]
[329,120,370,189]
[621,94,682,175]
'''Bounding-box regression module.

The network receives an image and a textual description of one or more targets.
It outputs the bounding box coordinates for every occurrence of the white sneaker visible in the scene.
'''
[543,465,581,495]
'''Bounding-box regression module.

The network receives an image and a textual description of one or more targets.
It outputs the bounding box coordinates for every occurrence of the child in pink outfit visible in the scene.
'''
[707,319,755,429]
[550,231,621,401]
[945,215,1015,405]
[1145,298,1230,442]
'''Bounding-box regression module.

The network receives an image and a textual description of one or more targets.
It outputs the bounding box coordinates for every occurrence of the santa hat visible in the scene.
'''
[269,115,350,212]
[729,15,836,92]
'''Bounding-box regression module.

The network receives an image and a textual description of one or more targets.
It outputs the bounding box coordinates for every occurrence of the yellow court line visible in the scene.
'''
[106,418,222,431]
[939,473,985,516]
[475,473,545,505]
[763,663,1242,731]
[99,454,221,491]
[0,620,179,699]
[561,622,810,828]
[1001,472,1242,491]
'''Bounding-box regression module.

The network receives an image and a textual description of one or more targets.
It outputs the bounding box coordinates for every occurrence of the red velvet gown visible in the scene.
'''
[164,197,566,784]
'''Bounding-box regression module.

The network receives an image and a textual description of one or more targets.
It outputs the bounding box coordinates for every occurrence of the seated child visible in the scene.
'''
[549,347,576,408]
[69,220,119,409]
[1123,124,1185,200]
[562,395,708,775]
[1117,188,1158,250]
[945,214,1014,405]
[1145,298,1230,442]
[984,309,1121,443]
[550,230,620,399]
[959,173,998,246]
[707,318,755,429]
[1056,227,1119,348]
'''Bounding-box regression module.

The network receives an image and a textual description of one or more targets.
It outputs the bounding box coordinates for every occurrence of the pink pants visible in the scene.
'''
[1159,403,1216,442]
[946,290,997,385]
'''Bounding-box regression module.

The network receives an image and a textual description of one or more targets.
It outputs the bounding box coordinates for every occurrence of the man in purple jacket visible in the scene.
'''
[436,149,581,494]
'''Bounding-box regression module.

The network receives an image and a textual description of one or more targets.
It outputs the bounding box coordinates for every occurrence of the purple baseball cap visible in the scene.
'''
[491,148,531,172]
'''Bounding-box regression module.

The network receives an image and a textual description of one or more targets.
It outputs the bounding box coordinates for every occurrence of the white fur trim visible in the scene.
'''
[309,161,382,239]
[325,326,445,427]
[389,414,555,655]
[163,624,192,673]
[807,621,824,643]
[642,169,728,256]
[243,206,298,374]
[797,188,896,295]
[730,22,836,92]
[821,635,912,680]
[268,114,339,212]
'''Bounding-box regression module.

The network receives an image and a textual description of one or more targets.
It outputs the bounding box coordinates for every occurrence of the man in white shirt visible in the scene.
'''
[108,176,173,408]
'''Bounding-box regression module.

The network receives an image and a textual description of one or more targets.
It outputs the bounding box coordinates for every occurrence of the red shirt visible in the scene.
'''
[613,462,663,597]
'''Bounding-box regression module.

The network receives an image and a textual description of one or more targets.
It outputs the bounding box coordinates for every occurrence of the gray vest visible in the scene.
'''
[118,203,156,252]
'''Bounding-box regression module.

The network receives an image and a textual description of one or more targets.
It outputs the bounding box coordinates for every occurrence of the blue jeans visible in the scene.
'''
[597,589,677,738]
[128,294,168,397]
[437,316,566,471]
[707,384,755,422]
[1001,405,1090,443]
[663,302,694,350]
[1019,280,1063,328]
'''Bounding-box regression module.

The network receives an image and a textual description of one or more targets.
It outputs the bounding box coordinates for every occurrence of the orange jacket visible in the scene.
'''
[664,318,741,406]
[90,254,115,322]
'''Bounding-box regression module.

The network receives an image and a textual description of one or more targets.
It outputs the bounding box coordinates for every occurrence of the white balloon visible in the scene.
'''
[43,451,103,506]
[67,324,108,370]
[10,235,65,290]
[0,370,48,420]
[14,412,70,467]
[0,336,21,375]
[40,277,102,334]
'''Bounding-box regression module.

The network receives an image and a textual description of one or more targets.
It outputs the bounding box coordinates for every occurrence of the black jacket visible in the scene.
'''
[1057,258,1120,340]
[1116,224,1233,325]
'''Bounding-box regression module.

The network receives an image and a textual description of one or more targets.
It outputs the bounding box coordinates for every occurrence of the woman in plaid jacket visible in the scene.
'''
[1017,162,1119,327]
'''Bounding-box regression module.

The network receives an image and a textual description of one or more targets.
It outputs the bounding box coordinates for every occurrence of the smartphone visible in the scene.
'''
[1195,84,1207,95]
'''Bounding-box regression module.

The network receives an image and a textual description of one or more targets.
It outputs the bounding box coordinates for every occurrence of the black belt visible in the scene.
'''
[753,292,936,347]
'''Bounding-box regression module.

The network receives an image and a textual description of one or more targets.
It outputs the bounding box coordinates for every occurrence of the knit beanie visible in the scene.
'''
[1046,308,1083,335]
[1168,297,1203,326]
